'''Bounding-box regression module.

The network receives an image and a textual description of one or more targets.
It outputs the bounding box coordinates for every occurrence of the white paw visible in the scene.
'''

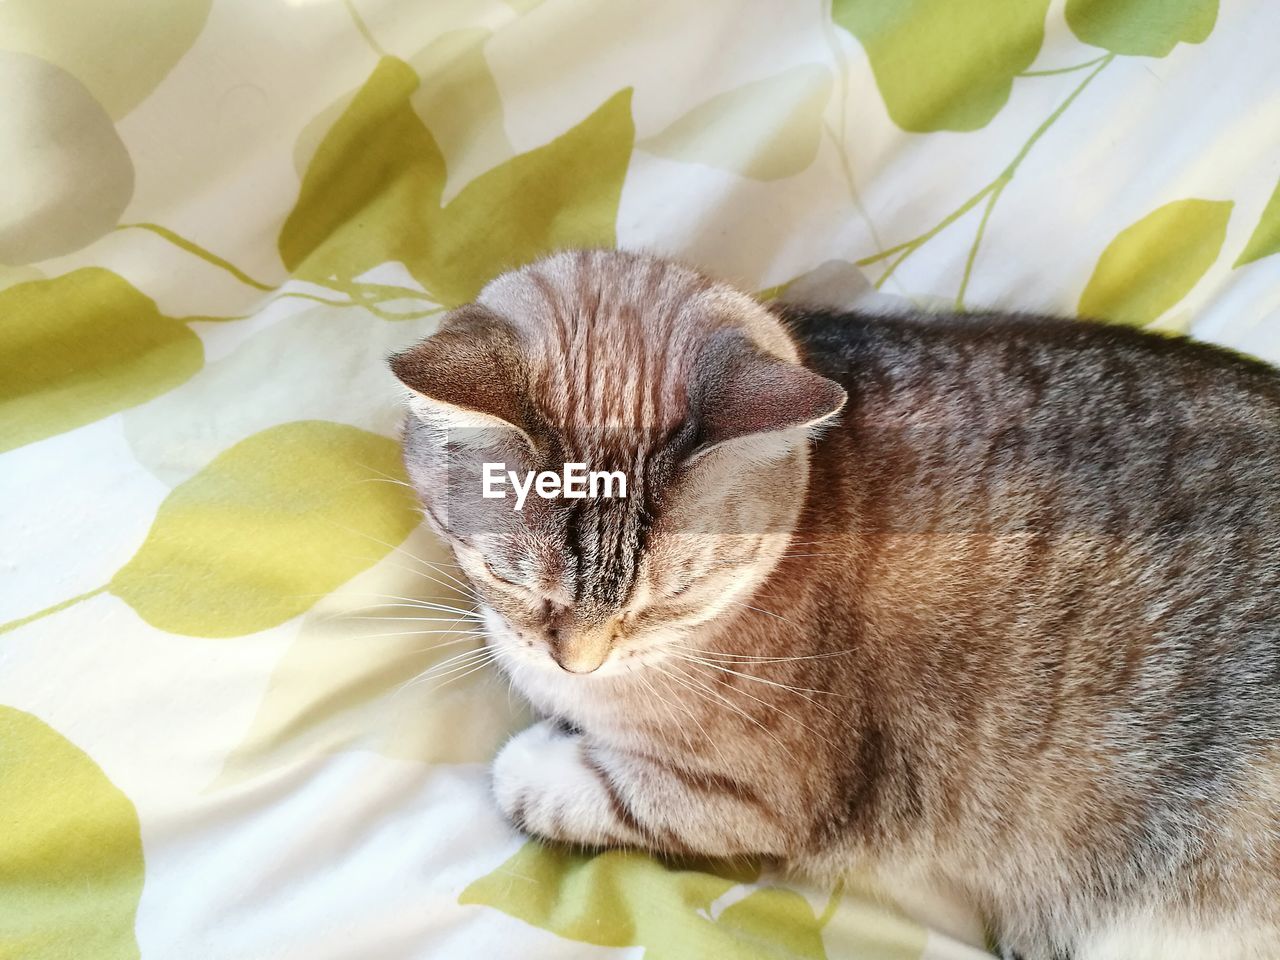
[492,720,566,825]
[491,720,639,846]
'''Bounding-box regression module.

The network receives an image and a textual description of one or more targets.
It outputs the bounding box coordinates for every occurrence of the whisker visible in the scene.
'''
[324,517,474,593]
[420,645,495,675]
[340,616,484,625]
[352,461,415,488]
[402,635,492,654]
[362,634,490,657]
[503,656,518,713]
[652,660,787,751]
[296,591,476,611]
[637,665,735,773]
[671,653,848,706]
[316,606,480,627]
[345,629,486,643]
[665,657,839,747]
[724,599,800,627]
[414,652,499,698]
[417,643,490,668]
[393,646,494,698]
[383,602,480,618]
[634,667,685,746]
[347,552,478,597]
[667,643,856,664]
[342,623,484,635]
[323,601,479,615]
[411,562,475,596]
[419,662,497,698]
[354,476,416,490]
[327,593,479,615]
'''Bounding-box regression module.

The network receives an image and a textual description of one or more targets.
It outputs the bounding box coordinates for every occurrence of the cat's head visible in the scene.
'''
[389,250,844,677]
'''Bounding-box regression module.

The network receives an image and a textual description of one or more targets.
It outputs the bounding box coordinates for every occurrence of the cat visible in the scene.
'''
[389,249,1280,960]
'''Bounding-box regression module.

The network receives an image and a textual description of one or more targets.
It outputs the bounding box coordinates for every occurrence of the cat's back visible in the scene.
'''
[784,308,1280,514]
[780,308,1280,907]
[767,306,1280,947]
[781,303,1280,721]
[782,306,1280,417]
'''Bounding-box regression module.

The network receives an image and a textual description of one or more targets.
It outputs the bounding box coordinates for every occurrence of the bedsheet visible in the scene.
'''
[2,1,1278,958]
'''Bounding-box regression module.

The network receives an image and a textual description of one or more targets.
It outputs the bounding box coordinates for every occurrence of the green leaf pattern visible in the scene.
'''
[459,844,835,958]
[0,269,202,453]
[1234,178,1280,268]
[1065,0,1218,57]
[831,0,1052,133]
[279,57,634,308]
[0,707,145,960]
[109,420,421,638]
[1078,199,1233,326]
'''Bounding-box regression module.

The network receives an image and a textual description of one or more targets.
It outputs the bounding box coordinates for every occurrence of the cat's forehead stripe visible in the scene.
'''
[492,251,715,437]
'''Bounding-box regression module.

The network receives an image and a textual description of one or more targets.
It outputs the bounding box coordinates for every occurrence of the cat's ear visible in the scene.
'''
[693,330,846,458]
[388,305,534,450]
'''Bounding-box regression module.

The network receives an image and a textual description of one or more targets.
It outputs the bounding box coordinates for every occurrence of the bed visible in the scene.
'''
[2,0,1278,957]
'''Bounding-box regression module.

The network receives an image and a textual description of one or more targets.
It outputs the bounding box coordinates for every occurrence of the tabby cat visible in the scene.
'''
[390,249,1280,960]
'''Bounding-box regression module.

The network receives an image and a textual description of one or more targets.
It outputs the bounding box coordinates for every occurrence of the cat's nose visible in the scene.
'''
[546,616,620,674]
[548,642,604,674]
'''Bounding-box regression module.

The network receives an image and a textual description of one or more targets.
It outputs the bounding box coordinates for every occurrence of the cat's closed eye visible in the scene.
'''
[479,561,523,589]
[666,578,697,599]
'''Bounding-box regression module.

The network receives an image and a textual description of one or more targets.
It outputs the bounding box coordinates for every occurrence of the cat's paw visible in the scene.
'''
[995,943,1069,960]
[491,720,566,833]
[491,720,642,848]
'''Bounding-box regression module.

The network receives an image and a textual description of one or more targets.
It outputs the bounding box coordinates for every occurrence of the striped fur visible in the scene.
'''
[392,251,1280,960]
